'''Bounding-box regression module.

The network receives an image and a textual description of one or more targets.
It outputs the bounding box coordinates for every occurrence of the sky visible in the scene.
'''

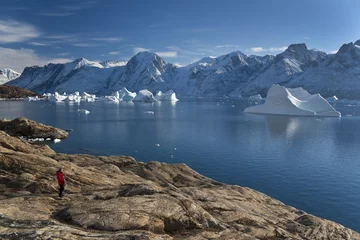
[0,0,360,72]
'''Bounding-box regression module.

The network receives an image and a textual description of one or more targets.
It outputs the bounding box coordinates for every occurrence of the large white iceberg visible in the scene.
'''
[112,87,137,101]
[133,89,158,102]
[244,84,341,117]
[154,90,178,101]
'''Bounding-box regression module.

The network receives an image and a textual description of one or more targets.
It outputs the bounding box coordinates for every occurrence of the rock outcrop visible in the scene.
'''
[0,85,39,99]
[0,121,358,239]
[0,117,68,139]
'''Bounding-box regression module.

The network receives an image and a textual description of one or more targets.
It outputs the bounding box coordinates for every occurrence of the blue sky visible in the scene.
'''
[1,0,360,72]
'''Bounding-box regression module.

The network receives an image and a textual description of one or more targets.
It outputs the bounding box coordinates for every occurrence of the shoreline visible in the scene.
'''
[0,117,358,239]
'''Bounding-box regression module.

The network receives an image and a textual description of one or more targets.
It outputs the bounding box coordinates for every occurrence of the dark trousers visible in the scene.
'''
[59,184,64,197]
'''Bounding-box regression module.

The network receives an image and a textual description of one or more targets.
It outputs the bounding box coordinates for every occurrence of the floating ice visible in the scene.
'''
[78,109,90,114]
[133,89,158,102]
[144,111,155,114]
[244,84,341,117]
[326,96,339,102]
[54,139,61,143]
[154,90,178,101]
[248,94,264,103]
[48,92,67,102]
[24,96,41,101]
[155,143,160,147]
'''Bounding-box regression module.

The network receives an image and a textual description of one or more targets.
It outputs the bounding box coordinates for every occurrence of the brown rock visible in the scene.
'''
[0,117,68,139]
[0,121,359,239]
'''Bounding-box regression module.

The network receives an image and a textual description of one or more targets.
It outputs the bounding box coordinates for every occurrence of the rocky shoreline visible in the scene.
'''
[0,118,358,239]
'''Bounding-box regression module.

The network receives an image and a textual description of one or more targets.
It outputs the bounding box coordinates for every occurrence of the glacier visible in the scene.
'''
[244,85,341,117]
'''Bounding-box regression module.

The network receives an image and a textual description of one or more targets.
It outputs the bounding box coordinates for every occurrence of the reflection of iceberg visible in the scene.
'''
[244,85,341,117]
[78,109,90,114]
[264,115,304,139]
[133,89,158,102]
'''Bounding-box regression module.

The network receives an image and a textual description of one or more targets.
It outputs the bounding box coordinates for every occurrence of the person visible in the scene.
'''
[56,168,65,198]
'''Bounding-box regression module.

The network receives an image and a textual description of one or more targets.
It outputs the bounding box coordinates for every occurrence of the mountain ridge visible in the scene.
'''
[6,39,360,98]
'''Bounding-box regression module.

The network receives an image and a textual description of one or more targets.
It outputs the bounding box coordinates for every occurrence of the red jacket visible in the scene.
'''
[56,171,65,185]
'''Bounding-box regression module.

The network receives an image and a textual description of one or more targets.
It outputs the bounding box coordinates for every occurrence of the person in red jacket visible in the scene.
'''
[56,168,65,198]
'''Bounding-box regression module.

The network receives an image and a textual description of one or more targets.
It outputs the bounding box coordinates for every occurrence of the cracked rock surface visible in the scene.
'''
[0,120,359,239]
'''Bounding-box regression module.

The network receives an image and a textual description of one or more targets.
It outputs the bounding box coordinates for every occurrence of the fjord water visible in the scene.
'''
[1,99,360,231]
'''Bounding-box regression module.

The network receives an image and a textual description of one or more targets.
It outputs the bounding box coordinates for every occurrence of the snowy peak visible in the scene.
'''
[285,43,308,53]
[73,58,104,69]
[334,41,360,65]
[0,68,21,85]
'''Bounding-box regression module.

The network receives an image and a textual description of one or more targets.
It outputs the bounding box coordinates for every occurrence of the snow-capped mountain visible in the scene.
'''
[108,52,176,93]
[238,44,327,96]
[287,40,360,99]
[6,39,360,99]
[0,68,21,85]
[174,51,274,96]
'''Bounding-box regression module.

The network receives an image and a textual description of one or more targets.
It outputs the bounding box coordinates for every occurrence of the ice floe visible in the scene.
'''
[133,89,158,102]
[154,90,178,101]
[244,84,341,117]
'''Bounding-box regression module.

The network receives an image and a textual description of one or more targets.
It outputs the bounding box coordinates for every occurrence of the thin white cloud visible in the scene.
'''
[216,45,238,48]
[155,51,177,58]
[0,47,73,73]
[167,46,205,56]
[250,47,265,53]
[29,42,49,46]
[250,46,287,53]
[109,51,121,55]
[133,47,151,54]
[38,12,75,17]
[268,47,287,52]
[59,1,98,11]
[72,43,94,47]
[0,20,41,43]
[47,35,74,40]
[305,37,311,40]
[329,50,338,54]
[92,37,122,42]
[57,52,71,56]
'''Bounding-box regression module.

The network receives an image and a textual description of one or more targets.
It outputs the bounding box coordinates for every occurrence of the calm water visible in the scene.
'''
[1,99,360,231]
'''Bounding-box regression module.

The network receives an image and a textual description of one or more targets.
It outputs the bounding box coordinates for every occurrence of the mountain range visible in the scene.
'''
[5,39,360,99]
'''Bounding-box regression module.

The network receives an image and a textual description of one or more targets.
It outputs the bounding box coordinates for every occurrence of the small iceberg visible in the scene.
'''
[133,89,158,102]
[24,96,41,101]
[54,139,61,143]
[244,84,341,117]
[154,90,178,101]
[144,111,155,115]
[78,109,90,114]
[248,94,264,103]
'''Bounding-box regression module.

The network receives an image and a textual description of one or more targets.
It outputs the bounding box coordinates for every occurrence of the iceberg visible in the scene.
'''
[244,84,341,117]
[133,89,158,102]
[326,96,339,102]
[24,96,41,101]
[48,92,67,102]
[111,87,136,101]
[154,90,178,101]
[248,94,264,103]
